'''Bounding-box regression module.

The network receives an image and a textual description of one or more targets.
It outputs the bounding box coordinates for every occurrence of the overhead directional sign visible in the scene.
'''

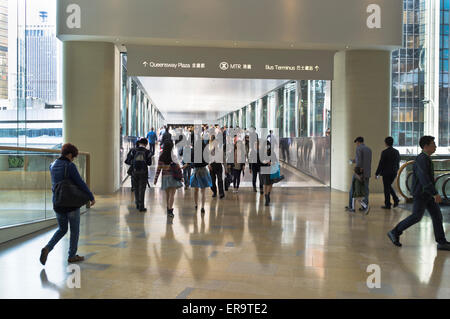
[57,0,403,50]
[126,45,336,80]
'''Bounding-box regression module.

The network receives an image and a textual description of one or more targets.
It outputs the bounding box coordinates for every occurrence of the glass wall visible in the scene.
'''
[119,53,164,141]
[0,0,63,149]
[440,0,450,148]
[217,80,331,139]
[392,0,450,155]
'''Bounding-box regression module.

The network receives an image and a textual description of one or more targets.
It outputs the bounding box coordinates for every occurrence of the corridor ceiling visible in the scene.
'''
[138,77,288,120]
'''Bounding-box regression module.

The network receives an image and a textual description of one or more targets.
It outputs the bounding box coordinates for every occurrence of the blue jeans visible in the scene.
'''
[348,176,370,208]
[46,208,80,258]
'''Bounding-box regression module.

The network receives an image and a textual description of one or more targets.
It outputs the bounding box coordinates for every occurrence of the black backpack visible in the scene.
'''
[132,149,148,175]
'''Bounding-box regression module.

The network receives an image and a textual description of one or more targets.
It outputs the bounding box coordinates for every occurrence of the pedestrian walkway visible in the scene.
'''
[1,188,450,298]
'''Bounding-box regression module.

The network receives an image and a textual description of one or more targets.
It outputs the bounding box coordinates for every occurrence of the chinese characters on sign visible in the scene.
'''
[264,64,320,72]
[142,61,206,69]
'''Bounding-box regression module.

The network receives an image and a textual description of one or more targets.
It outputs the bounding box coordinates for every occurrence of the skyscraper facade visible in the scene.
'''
[25,11,58,104]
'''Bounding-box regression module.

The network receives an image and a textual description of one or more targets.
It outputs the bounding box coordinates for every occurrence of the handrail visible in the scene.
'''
[0,145,91,189]
[396,160,414,201]
[397,159,450,202]
[0,146,89,156]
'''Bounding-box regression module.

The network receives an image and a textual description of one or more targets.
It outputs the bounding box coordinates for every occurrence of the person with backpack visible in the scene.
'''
[39,143,95,265]
[154,140,183,219]
[125,138,152,212]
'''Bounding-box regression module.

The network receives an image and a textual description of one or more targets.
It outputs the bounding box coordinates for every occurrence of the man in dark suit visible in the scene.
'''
[387,136,450,251]
[375,136,400,209]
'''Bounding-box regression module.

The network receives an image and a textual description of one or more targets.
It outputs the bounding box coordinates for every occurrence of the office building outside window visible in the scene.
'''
[392,0,450,155]
[0,0,62,149]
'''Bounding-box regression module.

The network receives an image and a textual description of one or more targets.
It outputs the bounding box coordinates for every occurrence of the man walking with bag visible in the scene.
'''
[388,136,450,250]
[125,138,152,212]
[39,143,95,265]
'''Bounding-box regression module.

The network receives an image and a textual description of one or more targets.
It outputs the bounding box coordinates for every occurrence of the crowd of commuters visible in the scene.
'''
[38,127,450,266]
[146,124,284,215]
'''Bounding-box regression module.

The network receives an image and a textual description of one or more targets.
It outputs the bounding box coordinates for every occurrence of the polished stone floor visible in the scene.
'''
[1,186,450,299]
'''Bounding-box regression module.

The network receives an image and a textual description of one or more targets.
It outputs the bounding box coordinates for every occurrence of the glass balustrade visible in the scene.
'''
[0,146,90,228]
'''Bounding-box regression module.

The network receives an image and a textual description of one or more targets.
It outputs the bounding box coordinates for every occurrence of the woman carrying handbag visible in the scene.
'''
[260,141,284,206]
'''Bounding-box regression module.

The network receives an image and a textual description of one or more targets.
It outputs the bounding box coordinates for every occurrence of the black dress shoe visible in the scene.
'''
[201,208,205,214]
[220,194,225,199]
[253,188,257,192]
[437,241,450,251]
[381,206,391,209]
[393,201,400,208]
[212,194,217,198]
[387,230,402,247]
[139,208,147,212]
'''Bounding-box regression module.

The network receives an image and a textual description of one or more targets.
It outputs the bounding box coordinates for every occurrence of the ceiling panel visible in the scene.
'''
[137,77,289,117]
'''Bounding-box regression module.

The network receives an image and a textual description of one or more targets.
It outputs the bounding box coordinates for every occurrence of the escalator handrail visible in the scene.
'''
[397,160,450,201]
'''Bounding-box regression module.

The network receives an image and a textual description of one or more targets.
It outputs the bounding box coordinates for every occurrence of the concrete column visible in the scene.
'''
[331,50,391,193]
[63,41,120,195]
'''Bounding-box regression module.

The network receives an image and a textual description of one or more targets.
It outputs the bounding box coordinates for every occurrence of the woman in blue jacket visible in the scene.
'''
[40,143,95,265]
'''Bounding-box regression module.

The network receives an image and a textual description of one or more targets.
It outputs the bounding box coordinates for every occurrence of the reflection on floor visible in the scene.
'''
[122,162,326,188]
[1,187,450,299]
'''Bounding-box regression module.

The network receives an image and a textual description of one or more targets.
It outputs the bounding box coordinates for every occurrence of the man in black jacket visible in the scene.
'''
[375,136,400,209]
[388,136,450,250]
[125,138,152,212]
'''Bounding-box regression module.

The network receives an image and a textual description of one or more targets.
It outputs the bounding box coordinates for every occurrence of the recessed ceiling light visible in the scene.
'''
[290,44,294,47]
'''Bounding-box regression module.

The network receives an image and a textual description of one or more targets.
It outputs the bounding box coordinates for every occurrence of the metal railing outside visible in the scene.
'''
[0,146,90,229]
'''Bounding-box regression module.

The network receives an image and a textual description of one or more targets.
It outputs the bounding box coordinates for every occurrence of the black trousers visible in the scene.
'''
[252,169,263,190]
[232,169,242,189]
[382,174,399,207]
[132,173,147,209]
[224,169,232,191]
[149,143,155,156]
[393,196,447,244]
[210,163,224,196]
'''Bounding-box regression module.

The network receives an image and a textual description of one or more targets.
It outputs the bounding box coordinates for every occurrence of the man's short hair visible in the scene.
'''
[385,136,394,147]
[354,136,364,143]
[61,143,79,158]
[138,138,148,146]
[419,136,435,149]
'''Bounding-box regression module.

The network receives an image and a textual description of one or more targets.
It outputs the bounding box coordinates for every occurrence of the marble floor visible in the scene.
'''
[1,186,450,299]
